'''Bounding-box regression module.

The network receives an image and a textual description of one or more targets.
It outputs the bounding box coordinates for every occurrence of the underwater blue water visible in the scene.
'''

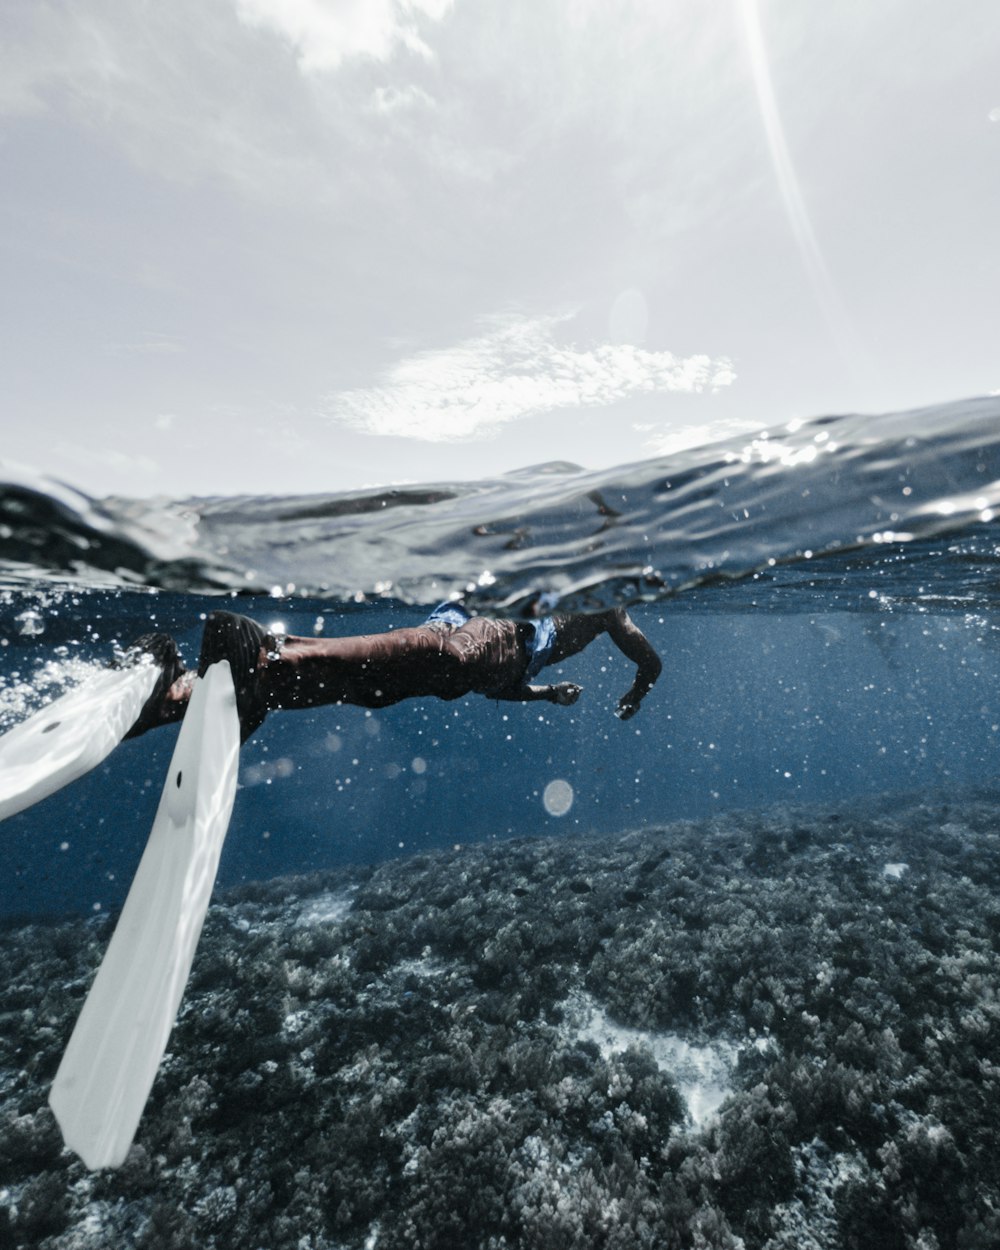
[1,395,999,920]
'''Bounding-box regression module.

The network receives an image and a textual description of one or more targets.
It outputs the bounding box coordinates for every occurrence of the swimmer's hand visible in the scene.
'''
[615,685,649,720]
[549,682,582,706]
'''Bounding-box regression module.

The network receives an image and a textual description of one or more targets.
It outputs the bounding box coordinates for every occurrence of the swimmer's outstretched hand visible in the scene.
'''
[616,671,659,720]
[549,682,582,706]
[615,687,647,720]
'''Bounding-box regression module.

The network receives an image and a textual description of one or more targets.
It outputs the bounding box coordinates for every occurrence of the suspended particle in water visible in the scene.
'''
[543,779,574,817]
[411,756,427,774]
[16,609,44,637]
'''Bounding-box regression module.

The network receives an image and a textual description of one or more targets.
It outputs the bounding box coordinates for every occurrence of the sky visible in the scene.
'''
[1,0,998,500]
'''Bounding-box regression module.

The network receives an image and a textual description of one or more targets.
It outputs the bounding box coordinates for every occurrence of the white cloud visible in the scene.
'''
[0,1,467,209]
[234,0,454,73]
[324,313,735,441]
[0,0,749,228]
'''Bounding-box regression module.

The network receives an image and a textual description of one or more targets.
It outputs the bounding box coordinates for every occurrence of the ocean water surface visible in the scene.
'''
[2,397,1000,1249]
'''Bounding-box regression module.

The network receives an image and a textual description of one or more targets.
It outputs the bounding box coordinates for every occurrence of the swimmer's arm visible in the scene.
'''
[606,610,662,720]
[487,682,583,707]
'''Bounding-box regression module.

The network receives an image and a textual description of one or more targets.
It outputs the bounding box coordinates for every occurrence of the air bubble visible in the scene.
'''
[542,779,574,817]
[16,610,44,637]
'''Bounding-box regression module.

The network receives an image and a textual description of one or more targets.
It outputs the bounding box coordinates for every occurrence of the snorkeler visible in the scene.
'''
[1,602,659,1170]
[0,602,661,827]
[125,603,663,745]
[0,606,658,1169]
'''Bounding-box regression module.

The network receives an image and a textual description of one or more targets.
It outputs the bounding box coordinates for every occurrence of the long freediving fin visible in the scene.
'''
[0,662,160,824]
[49,660,240,1170]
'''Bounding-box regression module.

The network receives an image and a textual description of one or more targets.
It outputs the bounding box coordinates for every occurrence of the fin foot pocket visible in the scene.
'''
[197,612,273,743]
[118,633,186,741]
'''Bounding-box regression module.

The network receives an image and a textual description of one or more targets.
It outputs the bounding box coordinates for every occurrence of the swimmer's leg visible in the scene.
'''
[197,612,275,743]
[126,613,278,743]
[121,634,191,740]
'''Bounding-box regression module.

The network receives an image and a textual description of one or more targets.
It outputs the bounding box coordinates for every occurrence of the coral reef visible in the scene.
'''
[2,789,1000,1248]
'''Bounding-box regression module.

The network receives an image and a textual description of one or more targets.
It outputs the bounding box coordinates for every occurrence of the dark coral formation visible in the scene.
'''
[2,789,1000,1249]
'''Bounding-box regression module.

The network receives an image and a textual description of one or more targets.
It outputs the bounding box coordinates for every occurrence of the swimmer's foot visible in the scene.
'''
[197,611,275,743]
[118,633,187,740]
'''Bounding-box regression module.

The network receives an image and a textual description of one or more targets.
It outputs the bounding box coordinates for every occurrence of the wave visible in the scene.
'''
[2,396,999,613]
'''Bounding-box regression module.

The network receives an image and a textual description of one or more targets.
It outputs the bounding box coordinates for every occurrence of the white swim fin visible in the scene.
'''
[49,660,240,1169]
[0,662,160,823]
